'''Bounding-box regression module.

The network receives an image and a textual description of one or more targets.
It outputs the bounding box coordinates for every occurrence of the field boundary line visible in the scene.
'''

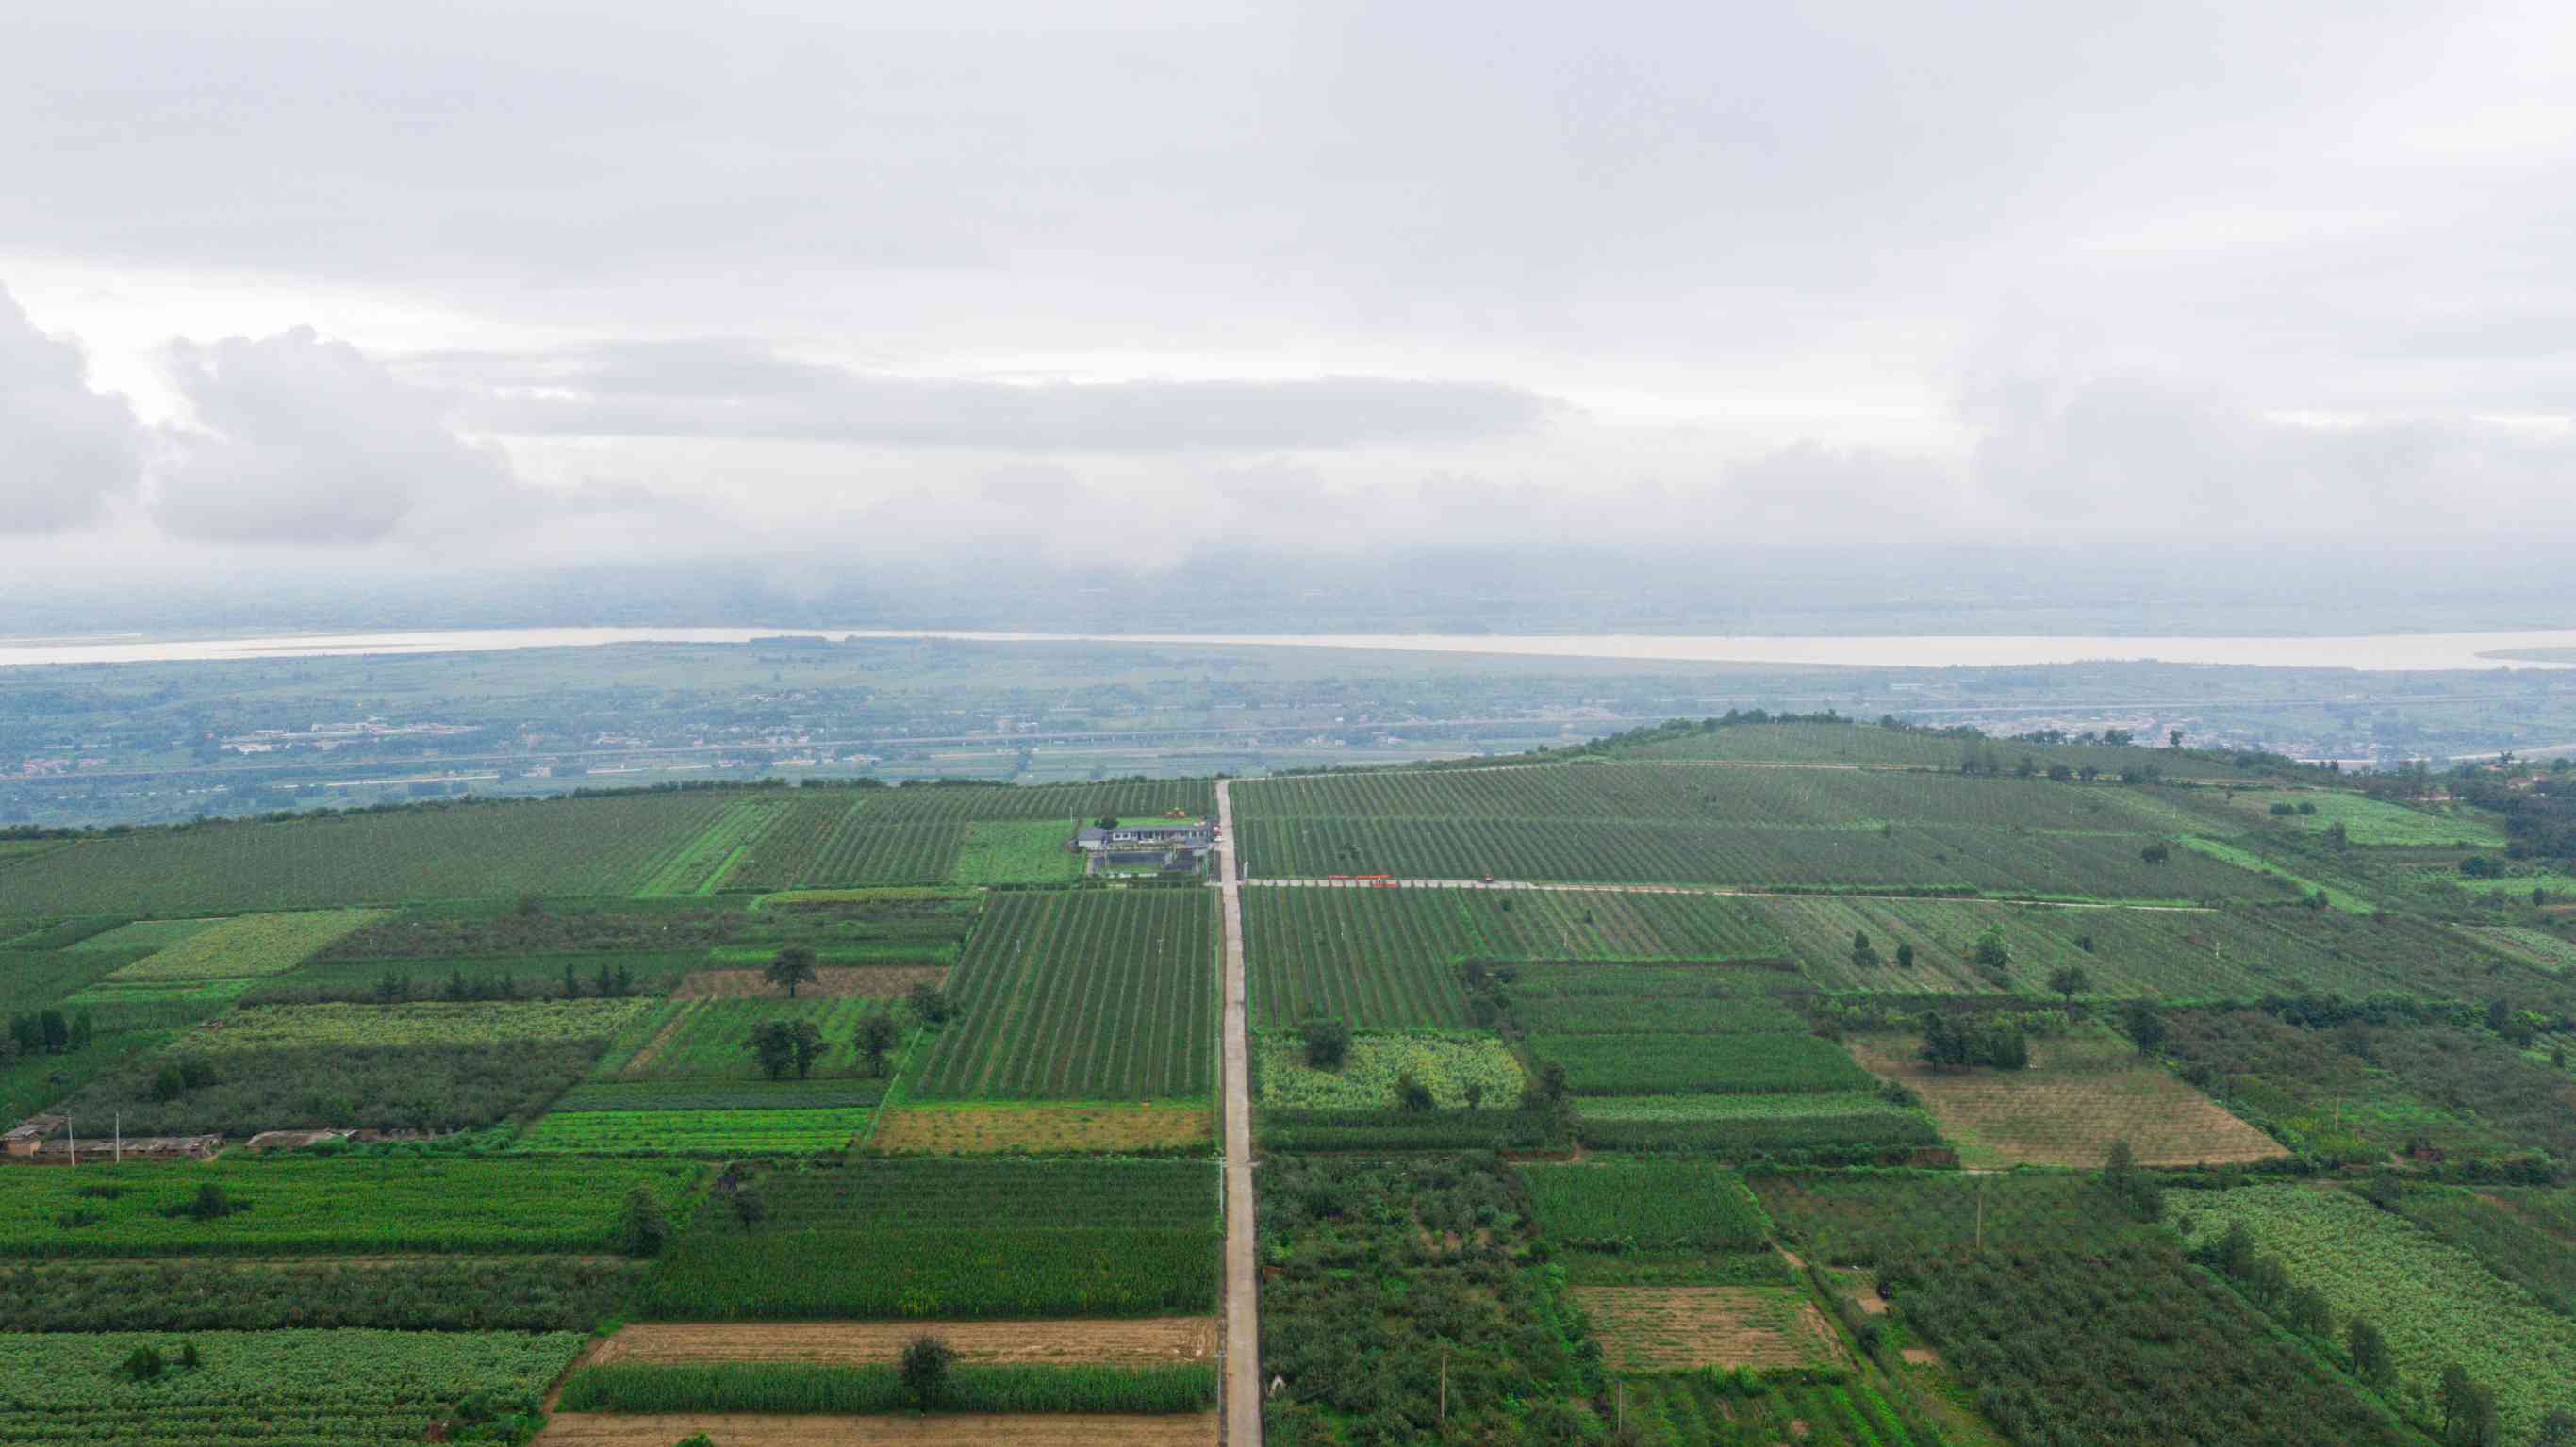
[1242,878,2216,913]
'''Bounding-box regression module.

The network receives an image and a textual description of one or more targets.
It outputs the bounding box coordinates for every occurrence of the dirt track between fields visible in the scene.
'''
[537,1411,1218,1446]
[1215,778,1259,1447]
[588,1318,1217,1368]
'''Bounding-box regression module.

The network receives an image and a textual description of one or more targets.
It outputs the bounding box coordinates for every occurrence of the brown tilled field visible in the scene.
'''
[1848,1033,2287,1168]
[675,965,946,998]
[589,1318,1217,1368]
[1572,1286,1846,1373]
[868,1101,1213,1154]
[536,1412,1217,1445]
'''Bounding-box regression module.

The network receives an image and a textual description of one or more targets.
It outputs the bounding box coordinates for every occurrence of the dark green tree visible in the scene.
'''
[1300,1015,1350,1070]
[901,1335,956,1409]
[763,945,818,999]
[855,1012,901,1077]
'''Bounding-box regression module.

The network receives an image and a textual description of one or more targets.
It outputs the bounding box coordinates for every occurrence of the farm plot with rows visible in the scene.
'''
[1519,1161,1772,1253]
[0,1157,702,1258]
[2182,1184,2576,1440]
[0,790,743,914]
[796,818,969,887]
[1253,1030,1524,1110]
[1239,885,1792,1029]
[1845,1031,2283,1168]
[859,780,1214,823]
[1571,1092,1942,1159]
[1752,1170,2142,1267]
[1617,719,2262,778]
[1535,1030,1874,1096]
[913,890,1214,1100]
[516,1106,879,1153]
[1614,1373,1933,1447]
[1499,962,1810,1035]
[171,998,653,1053]
[0,1328,587,1447]
[868,1100,1212,1154]
[98,909,384,982]
[2192,787,2509,847]
[1574,1285,1845,1373]
[638,797,795,896]
[718,794,863,892]
[636,1159,1219,1321]
[591,997,891,1082]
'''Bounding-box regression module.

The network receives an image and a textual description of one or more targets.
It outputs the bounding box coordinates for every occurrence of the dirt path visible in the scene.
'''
[1214,778,1259,1447]
[1244,877,2214,913]
[590,1318,1217,1368]
[537,1412,1218,1446]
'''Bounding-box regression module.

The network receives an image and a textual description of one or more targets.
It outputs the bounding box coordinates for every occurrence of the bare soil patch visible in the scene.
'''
[676,966,945,999]
[1848,1035,2286,1169]
[1572,1286,1847,1373]
[537,1412,1216,1446]
[1902,1345,1942,1365]
[590,1319,1217,1369]
[869,1101,1212,1154]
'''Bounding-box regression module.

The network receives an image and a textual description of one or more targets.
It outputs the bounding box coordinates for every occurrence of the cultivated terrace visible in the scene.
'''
[0,717,2571,1446]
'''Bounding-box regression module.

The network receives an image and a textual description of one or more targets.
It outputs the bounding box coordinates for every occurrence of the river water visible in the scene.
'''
[3,625,2575,671]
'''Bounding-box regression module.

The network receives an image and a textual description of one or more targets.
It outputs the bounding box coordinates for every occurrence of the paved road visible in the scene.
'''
[1242,876,2217,912]
[1214,779,1260,1446]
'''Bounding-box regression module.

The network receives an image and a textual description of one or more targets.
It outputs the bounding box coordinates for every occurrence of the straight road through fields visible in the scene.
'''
[1214,778,1259,1446]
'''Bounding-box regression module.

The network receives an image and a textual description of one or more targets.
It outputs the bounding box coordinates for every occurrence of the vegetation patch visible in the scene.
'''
[868,1100,1213,1154]
[0,1258,642,1332]
[103,909,385,982]
[1519,1162,1772,1253]
[555,1360,1216,1415]
[0,1328,586,1447]
[1253,1030,1524,1110]
[1572,1285,1845,1373]
[516,1106,878,1154]
[1572,1092,1941,1159]
[1848,1031,2284,1168]
[1536,1031,1873,1096]
[948,820,1087,884]
[172,998,652,1052]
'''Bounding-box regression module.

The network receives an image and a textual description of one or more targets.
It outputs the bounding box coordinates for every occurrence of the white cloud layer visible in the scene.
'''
[0,285,141,533]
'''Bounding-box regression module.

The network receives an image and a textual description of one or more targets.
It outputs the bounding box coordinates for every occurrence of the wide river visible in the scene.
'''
[3,626,2575,671]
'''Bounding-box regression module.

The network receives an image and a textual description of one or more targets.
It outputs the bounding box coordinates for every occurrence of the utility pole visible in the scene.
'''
[114,1113,122,1165]
[67,1117,74,1167]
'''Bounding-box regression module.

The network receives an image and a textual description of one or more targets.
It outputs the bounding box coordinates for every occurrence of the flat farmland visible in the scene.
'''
[948,820,1088,884]
[721,795,865,891]
[1847,1033,2285,1168]
[868,1100,1212,1154]
[675,964,944,997]
[0,791,743,913]
[537,1412,1217,1446]
[590,1318,1216,1368]
[1754,896,2508,999]
[1620,720,2256,778]
[800,819,969,887]
[914,891,1214,1100]
[601,997,888,1081]
[1572,1286,1846,1373]
[860,780,1214,823]
[639,797,795,896]
[2192,787,2508,847]
[1240,885,1792,1029]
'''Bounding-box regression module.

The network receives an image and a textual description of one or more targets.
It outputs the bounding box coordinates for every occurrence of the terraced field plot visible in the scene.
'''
[518,1106,880,1153]
[1847,1032,2284,1168]
[537,1412,1220,1446]
[596,997,890,1081]
[1573,1286,1846,1373]
[868,1100,1212,1154]
[590,1318,1217,1368]
[1620,720,2255,778]
[1240,885,1789,1028]
[2186,1184,2576,1440]
[173,998,653,1052]
[799,819,969,887]
[639,797,797,896]
[914,891,1214,1100]
[101,908,384,982]
[1756,895,2512,999]
[2197,788,2508,846]
[0,790,743,913]
[719,795,864,891]
[860,780,1215,823]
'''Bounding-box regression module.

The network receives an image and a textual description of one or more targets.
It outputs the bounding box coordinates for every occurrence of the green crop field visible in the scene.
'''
[1571,1092,1942,1158]
[0,1329,587,1447]
[859,779,1214,823]
[101,910,384,983]
[2184,1184,2576,1439]
[1618,719,2261,777]
[1254,1029,1525,1110]
[0,1157,701,1258]
[64,918,222,952]
[947,819,1087,884]
[637,796,792,895]
[1502,963,1810,1034]
[514,1105,878,1152]
[636,1158,1218,1320]
[799,817,968,886]
[1533,1030,1874,1095]
[1239,884,1791,1029]
[1519,1161,1771,1251]
[914,889,1214,1099]
[0,791,742,914]
[591,996,891,1082]
[168,998,652,1052]
[2201,788,2509,846]
[716,794,860,891]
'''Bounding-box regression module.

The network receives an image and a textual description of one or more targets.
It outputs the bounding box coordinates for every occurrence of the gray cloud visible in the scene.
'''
[153,327,519,544]
[0,284,141,532]
[414,341,1557,450]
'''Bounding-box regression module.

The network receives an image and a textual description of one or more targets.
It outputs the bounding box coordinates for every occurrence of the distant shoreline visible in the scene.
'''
[6,625,2576,672]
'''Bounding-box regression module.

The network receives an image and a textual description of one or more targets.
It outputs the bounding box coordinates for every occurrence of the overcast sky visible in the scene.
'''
[5,1,2574,592]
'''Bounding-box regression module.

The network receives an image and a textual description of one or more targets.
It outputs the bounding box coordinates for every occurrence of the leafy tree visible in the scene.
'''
[594,962,614,998]
[617,1187,672,1258]
[39,1011,67,1054]
[730,1188,768,1227]
[2121,999,2168,1055]
[1893,942,1915,969]
[906,981,951,1025]
[68,1011,91,1051]
[1300,1015,1351,1070]
[2047,964,2090,1016]
[901,1335,956,1409]
[2347,1317,2394,1385]
[1850,930,1879,970]
[2100,1139,2163,1221]
[2440,1364,2500,1447]
[2170,728,2186,748]
[2141,840,2171,864]
[563,962,581,999]
[855,1012,900,1077]
[748,1022,800,1080]
[2285,1284,2334,1337]
[2532,1407,2576,1447]
[1394,1072,1435,1112]
[122,1344,165,1382]
[1523,1060,1570,1108]
[763,945,819,999]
